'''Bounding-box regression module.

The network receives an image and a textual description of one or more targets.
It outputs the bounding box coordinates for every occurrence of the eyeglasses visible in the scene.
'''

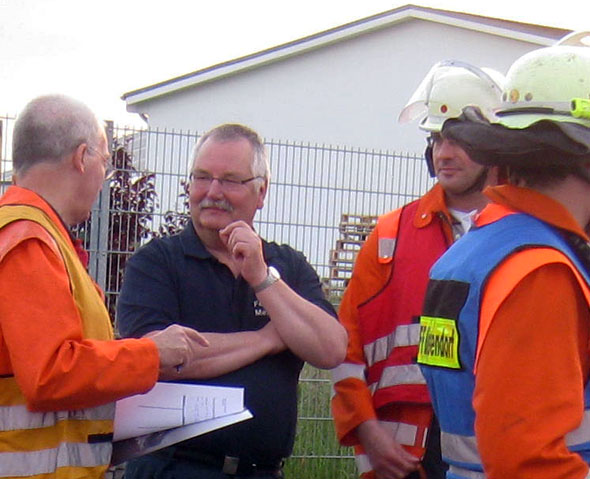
[189,173,263,192]
[87,146,115,180]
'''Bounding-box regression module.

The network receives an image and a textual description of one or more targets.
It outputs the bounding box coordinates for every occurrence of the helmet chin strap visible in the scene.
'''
[424,145,436,177]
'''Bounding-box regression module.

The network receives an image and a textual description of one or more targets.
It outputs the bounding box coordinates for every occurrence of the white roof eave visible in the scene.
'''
[124,8,560,107]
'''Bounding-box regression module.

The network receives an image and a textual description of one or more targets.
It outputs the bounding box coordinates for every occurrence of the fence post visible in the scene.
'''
[87,121,113,293]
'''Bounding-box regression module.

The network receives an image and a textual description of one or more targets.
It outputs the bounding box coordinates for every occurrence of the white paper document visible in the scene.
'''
[114,381,247,441]
[110,382,252,465]
[110,409,253,466]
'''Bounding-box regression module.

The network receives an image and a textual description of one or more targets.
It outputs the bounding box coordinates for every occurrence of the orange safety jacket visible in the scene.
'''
[419,201,590,479]
[332,185,454,477]
[0,186,158,479]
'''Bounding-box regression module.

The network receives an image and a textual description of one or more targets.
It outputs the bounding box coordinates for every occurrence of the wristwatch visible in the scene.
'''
[253,266,281,293]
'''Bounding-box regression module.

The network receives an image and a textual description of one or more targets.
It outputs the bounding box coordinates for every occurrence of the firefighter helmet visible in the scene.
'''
[495,33,590,130]
[399,60,504,132]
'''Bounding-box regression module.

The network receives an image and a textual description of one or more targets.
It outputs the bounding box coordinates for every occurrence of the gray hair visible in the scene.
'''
[191,123,270,181]
[12,94,102,175]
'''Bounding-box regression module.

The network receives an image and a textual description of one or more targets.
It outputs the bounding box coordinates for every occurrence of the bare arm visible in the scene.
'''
[220,221,347,369]
[160,322,286,379]
[144,324,210,380]
[255,278,347,368]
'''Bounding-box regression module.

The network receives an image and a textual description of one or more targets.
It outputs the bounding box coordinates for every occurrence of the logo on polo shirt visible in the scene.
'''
[253,299,268,317]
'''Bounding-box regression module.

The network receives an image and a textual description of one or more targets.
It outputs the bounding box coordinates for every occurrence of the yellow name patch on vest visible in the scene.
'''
[417,316,460,369]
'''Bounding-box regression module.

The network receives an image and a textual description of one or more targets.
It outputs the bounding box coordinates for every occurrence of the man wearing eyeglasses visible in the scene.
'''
[117,123,347,479]
[330,62,504,479]
[0,94,209,479]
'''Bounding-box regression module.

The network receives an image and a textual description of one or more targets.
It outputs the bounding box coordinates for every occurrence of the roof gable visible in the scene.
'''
[123,4,570,105]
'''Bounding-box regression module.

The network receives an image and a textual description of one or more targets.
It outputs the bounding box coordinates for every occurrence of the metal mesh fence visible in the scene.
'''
[0,117,435,478]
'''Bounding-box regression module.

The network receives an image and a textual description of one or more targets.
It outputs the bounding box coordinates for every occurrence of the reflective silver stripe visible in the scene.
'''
[448,465,486,479]
[331,362,366,385]
[331,363,367,397]
[566,409,590,447]
[442,410,590,474]
[441,431,481,465]
[380,419,426,447]
[0,441,111,477]
[355,453,372,474]
[369,364,426,394]
[364,324,420,366]
[378,238,396,260]
[354,420,426,475]
[0,403,115,431]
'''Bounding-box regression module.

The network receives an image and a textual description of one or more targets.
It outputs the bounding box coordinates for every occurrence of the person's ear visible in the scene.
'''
[71,143,87,173]
[256,178,268,210]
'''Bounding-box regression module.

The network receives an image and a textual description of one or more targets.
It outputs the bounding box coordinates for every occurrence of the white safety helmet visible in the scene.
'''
[399,60,505,132]
[440,33,590,174]
[495,31,590,130]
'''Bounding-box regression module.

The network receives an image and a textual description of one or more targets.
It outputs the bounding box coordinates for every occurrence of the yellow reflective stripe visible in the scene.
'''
[0,465,108,479]
[369,364,426,394]
[417,316,460,369]
[363,324,420,366]
[0,443,111,477]
[441,431,481,465]
[330,362,366,385]
[448,465,485,479]
[0,403,115,432]
[0,418,113,452]
[378,238,396,260]
[566,409,590,447]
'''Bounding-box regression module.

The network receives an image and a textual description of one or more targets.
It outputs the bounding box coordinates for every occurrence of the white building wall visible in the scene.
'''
[128,19,542,154]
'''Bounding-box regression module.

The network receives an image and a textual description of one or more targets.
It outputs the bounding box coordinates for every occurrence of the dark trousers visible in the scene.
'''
[123,453,284,479]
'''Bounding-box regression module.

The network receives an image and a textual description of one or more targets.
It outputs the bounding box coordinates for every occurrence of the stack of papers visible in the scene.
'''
[110,382,252,465]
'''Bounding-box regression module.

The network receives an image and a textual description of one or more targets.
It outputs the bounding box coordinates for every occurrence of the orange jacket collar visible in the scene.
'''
[413,183,452,229]
[481,184,589,241]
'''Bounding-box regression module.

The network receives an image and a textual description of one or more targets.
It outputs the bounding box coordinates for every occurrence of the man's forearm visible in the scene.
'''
[173,327,285,379]
[256,280,347,369]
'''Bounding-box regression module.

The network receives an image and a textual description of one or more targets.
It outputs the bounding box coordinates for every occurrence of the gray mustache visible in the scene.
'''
[199,198,234,212]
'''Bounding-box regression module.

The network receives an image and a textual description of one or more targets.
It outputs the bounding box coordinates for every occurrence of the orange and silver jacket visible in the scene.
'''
[419,202,590,479]
[0,203,115,478]
[331,184,455,477]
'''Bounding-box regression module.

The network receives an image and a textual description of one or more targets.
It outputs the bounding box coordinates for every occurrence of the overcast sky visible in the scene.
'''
[1,0,589,126]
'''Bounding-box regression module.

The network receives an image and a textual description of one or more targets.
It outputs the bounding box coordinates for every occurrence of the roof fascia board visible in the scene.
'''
[412,10,557,46]
[124,9,556,106]
[125,10,412,105]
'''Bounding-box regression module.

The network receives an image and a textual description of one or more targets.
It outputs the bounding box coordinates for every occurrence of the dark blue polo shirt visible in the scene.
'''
[117,225,337,463]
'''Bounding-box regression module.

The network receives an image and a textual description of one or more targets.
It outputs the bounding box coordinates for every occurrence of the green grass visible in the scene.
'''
[283,364,357,479]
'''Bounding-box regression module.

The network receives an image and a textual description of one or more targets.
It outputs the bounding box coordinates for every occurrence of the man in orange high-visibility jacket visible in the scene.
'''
[420,34,590,479]
[331,61,504,479]
[0,94,208,479]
